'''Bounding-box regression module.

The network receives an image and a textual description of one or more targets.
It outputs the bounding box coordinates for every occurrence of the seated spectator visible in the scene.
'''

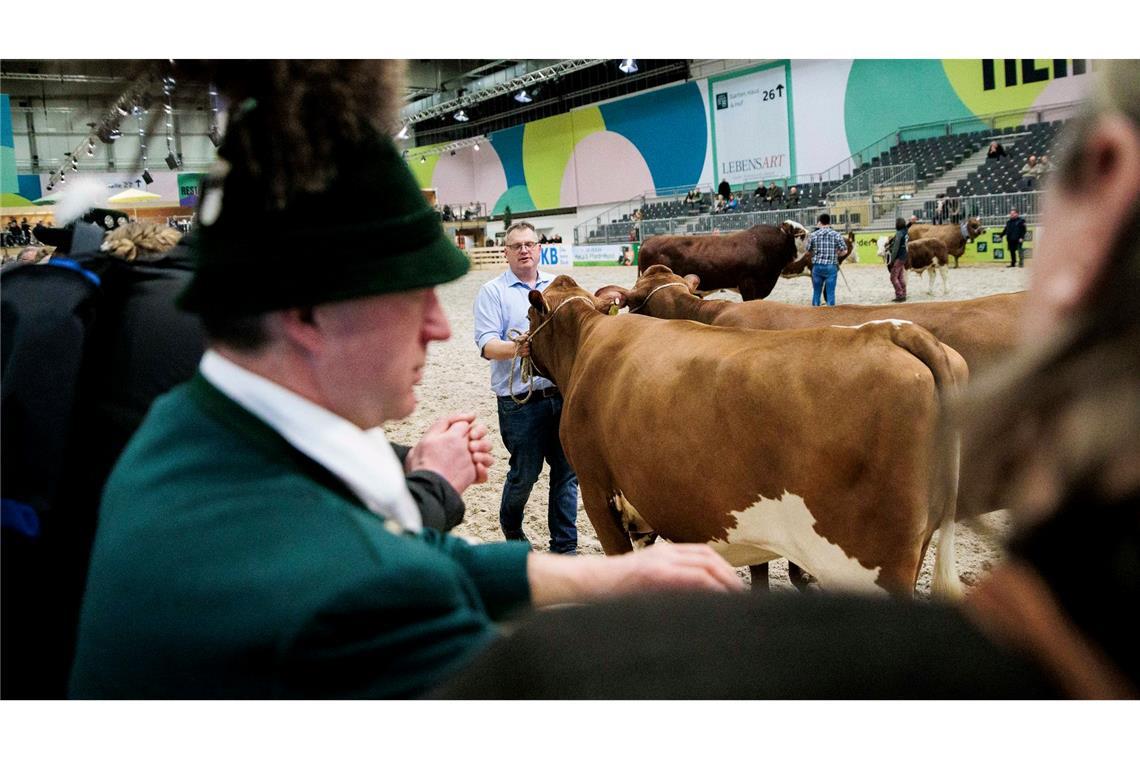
[726,194,739,211]
[987,141,1007,160]
[767,183,783,203]
[752,184,767,199]
[1038,154,1054,177]
[712,194,726,214]
[1021,154,1046,180]
[787,186,800,206]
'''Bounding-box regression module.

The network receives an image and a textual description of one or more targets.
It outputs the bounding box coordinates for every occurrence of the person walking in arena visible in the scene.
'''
[474,221,579,554]
[997,207,1028,267]
[887,217,909,302]
[806,212,847,306]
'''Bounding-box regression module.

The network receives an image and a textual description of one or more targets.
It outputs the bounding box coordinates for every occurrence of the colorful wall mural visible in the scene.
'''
[411,59,1096,215]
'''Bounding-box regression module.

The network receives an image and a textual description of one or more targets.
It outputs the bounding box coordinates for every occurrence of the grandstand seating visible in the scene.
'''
[593,119,1067,242]
[946,121,1064,197]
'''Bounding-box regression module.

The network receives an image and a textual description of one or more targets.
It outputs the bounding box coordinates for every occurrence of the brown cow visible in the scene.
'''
[524,274,965,597]
[781,230,857,278]
[638,222,807,300]
[877,234,951,295]
[907,218,986,268]
[598,264,1023,377]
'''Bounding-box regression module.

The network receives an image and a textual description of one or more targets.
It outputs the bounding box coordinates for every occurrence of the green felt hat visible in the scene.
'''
[178,116,468,315]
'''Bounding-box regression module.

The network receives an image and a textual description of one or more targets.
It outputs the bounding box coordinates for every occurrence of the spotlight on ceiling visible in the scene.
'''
[619,59,639,74]
[142,169,154,185]
[454,109,470,122]
[396,125,409,140]
[514,90,532,104]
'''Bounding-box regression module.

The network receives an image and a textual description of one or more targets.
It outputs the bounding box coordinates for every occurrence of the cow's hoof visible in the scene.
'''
[787,563,819,591]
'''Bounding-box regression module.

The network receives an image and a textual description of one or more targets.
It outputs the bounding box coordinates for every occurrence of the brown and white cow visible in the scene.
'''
[781,230,857,279]
[638,222,808,300]
[598,264,1024,378]
[907,218,986,268]
[524,274,965,597]
[877,234,951,295]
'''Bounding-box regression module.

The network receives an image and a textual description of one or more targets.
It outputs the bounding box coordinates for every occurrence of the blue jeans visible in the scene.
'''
[496,394,579,553]
[812,263,838,306]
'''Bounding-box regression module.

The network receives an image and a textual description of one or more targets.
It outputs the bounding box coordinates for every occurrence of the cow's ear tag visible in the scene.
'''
[607,303,619,316]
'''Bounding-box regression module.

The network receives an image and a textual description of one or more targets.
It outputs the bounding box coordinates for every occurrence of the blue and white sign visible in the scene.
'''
[540,244,572,267]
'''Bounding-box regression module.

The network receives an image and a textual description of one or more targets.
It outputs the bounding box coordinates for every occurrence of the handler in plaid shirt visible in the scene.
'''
[806,213,847,306]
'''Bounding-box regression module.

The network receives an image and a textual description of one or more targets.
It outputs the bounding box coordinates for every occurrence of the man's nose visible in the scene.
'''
[423,289,451,342]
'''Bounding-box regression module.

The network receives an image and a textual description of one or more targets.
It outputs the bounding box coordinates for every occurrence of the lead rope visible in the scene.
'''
[628,281,691,313]
[506,295,595,404]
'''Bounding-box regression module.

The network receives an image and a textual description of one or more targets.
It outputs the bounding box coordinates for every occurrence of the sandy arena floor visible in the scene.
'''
[384,262,1031,594]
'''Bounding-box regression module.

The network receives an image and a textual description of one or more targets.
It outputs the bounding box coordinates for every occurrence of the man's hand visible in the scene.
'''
[527,543,744,607]
[405,413,493,494]
[481,337,529,361]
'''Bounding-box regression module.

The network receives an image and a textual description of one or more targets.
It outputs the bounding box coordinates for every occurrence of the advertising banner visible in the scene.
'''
[710,63,793,187]
[178,173,206,208]
[539,244,572,267]
[847,226,1040,266]
[571,243,639,267]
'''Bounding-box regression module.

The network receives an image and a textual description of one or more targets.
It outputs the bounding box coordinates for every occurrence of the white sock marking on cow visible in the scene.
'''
[707,491,887,595]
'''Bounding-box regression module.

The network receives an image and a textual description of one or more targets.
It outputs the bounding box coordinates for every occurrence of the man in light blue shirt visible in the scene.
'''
[474,222,578,554]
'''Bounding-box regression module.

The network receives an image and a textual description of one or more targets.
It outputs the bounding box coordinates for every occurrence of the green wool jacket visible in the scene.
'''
[68,374,532,699]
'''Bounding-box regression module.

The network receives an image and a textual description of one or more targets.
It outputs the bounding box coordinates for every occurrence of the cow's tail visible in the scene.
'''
[887,322,966,599]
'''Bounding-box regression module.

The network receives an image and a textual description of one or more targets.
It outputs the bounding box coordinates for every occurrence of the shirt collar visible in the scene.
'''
[199,350,422,532]
[505,267,550,289]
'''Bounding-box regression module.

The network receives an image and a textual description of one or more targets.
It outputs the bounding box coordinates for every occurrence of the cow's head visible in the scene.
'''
[781,220,810,255]
[526,275,614,380]
[965,217,986,240]
[842,231,859,264]
[876,234,894,262]
[595,264,701,316]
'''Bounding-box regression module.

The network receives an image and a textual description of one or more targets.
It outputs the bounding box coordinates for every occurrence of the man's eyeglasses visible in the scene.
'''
[506,241,540,252]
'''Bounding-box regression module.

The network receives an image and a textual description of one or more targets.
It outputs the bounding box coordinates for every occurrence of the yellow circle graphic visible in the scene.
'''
[942,59,1055,119]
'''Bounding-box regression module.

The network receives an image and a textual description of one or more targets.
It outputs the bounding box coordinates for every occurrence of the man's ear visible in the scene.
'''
[277,306,324,354]
[1076,115,1140,214]
[1062,115,1140,285]
[683,274,701,293]
[527,288,548,315]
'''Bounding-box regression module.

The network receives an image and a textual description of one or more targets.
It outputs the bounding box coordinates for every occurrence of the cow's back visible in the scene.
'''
[908,224,965,255]
[710,292,1025,374]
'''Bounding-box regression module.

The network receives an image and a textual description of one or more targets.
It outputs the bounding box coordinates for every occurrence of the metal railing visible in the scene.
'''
[575,194,647,245]
[439,201,486,222]
[640,204,829,238]
[879,190,1044,227]
[828,163,916,200]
